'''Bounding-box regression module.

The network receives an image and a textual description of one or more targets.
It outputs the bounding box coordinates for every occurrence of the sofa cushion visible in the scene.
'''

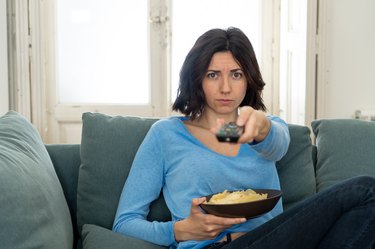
[81,224,166,249]
[46,144,81,246]
[276,124,316,209]
[0,111,73,249]
[77,112,169,235]
[312,119,375,191]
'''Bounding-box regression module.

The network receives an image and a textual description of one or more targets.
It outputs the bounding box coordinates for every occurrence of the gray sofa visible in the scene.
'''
[1,111,374,249]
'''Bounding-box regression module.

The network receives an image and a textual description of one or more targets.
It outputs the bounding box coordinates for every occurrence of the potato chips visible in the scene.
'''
[206,189,268,204]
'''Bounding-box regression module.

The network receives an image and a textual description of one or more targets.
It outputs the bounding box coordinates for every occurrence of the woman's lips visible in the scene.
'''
[217,99,234,105]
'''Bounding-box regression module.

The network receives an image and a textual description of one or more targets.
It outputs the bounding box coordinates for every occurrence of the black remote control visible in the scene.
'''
[216,122,244,143]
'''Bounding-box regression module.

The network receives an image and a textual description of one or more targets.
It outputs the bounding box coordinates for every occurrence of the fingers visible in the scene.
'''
[202,213,247,238]
[237,106,269,143]
[237,106,253,127]
[210,118,225,134]
[209,106,270,143]
[237,107,258,143]
[191,198,246,225]
[200,213,246,236]
[211,215,247,226]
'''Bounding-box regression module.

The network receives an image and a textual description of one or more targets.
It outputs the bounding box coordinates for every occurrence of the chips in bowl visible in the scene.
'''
[200,189,282,219]
[205,189,268,204]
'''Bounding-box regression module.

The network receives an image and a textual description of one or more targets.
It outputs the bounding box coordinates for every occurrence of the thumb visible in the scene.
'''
[190,197,206,214]
[237,106,253,126]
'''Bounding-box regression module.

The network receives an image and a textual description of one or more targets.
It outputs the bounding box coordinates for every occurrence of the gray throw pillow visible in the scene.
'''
[0,111,73,249]
[312,119,375,191]
[82,224,166,249]
[276,124,316,209]
[77,112,169,234]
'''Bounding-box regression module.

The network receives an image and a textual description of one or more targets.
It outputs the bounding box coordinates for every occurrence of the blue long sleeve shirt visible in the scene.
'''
[113,116,290,249]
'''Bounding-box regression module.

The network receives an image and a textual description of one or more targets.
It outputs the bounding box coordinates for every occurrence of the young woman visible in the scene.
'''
[113,27,375,249]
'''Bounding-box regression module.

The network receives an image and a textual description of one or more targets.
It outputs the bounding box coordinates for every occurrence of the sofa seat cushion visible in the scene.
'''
[77,112,169,235]
[81,224,166,249]
[276,124,316,209]
[0,111,73,249]
[312,119,375,191]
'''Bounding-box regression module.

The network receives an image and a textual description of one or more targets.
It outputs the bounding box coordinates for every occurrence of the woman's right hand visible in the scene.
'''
[174,197,246,242]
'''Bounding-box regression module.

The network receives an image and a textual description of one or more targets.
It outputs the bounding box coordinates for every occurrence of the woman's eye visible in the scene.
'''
[207,72,217,79]
[232,71,243,79]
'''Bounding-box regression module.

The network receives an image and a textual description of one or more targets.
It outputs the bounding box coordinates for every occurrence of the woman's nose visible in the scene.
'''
[220,77,231,93]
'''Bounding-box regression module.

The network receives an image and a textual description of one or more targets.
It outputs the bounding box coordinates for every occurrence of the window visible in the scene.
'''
[57,0,149,104]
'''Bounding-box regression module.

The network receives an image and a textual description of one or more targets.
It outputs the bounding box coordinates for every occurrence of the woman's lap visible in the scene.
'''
[221,176,375,249]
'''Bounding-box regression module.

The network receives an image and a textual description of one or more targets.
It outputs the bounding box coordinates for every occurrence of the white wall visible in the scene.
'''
[0,0,9,115]
[322,0,375,119]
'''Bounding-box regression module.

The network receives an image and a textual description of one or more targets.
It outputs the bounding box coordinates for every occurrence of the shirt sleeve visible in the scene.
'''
[250,115,290,161]
[112,123,177,246]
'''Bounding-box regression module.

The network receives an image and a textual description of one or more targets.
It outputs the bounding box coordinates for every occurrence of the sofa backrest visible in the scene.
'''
[77,113,163,236]
[276,124,316,209]
[46,144,81,248]
[311,119,375,191]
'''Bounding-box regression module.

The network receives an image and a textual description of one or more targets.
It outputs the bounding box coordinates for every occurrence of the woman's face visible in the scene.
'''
[202,51,247,117]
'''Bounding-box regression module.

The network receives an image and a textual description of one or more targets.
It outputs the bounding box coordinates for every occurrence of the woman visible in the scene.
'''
[113,27,375,249]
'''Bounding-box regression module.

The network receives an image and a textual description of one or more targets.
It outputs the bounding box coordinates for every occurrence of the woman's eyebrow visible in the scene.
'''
[206,69,220,73]
[207,68,242,72]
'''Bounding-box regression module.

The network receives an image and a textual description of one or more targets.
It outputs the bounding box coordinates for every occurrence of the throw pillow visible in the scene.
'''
[276,124,316,209]
[77,112,170,235]
[312,119,375,191]
[0,111,73,249]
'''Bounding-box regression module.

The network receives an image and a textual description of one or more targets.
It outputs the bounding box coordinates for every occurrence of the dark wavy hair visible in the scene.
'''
[172,27,266,119]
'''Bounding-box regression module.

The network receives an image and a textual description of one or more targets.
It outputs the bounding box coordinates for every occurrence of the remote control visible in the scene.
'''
[216,122,244,143]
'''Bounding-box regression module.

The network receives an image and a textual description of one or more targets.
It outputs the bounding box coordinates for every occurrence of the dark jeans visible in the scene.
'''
[206,176,375,249]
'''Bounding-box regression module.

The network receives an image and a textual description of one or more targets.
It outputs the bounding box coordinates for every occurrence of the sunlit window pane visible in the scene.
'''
[57,0,148,104]
[171,0,261,101]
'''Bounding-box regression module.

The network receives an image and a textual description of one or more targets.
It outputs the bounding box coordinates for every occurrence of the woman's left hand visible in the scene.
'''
[174,197,246,242]
[236,106,271,144]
